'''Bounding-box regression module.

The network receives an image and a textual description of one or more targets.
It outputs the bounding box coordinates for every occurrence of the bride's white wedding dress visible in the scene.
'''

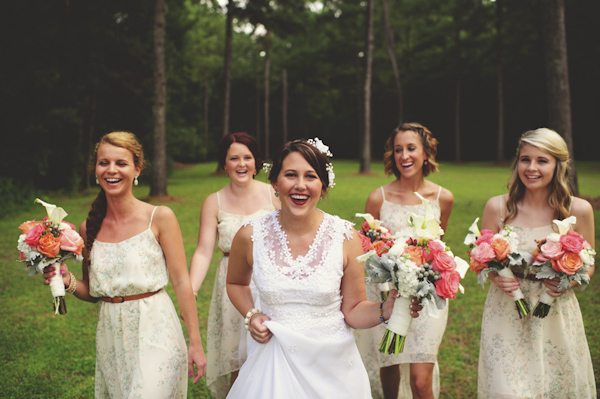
[227,210,372,399]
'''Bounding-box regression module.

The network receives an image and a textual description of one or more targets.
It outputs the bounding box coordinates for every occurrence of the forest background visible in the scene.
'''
[1,0,599,213]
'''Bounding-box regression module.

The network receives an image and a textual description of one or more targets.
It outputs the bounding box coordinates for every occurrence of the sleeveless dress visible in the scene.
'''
[355,187,446,399]
[89,207,188,399]
[206,186,276,398]
[226,210,372,399]
[478,197,596,398]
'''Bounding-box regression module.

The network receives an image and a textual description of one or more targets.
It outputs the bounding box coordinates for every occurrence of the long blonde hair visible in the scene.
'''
[505,128,572,223]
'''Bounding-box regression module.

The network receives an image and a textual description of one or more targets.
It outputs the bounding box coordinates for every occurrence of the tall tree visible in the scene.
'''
[541,0,578,194]
[264,30,271,158]
[282,68,288,143]
[222,0,235,139]
[496,0,505,163]
[381,0,403,125]
[453,11,462,163]
[151,0,168,197]
[360,0,374,173]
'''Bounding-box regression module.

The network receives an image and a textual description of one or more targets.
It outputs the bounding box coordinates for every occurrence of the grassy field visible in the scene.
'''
[1,160,599,398]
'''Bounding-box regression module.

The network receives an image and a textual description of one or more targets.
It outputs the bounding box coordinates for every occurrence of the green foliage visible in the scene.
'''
[1,161,598,397]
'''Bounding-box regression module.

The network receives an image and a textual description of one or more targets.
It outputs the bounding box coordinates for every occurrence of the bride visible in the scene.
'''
[226,139,421,399]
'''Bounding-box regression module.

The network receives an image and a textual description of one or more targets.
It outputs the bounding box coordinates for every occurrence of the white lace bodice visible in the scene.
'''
[249,210,355,341]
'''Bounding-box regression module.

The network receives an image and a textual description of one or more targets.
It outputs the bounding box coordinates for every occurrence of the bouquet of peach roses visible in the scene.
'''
[17,199,84,315]
[359,194,468,355]
[465,218,532,318]
[530,216,595,318]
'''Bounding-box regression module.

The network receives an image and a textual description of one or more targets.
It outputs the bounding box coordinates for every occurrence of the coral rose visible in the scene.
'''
[60,228,84,255]
[37,233,61,258]
[540,240,565,260]
[18,220,43,234]
[553,252,583,275]
[431,251,456,272]
[491,237,511,261]
[403,245,426,266]
[472,242,495,264]
[469,256,487,273]
[358,233,371,252]
[475,229,494,246]
[560,232,583,254]
[436,270,460,300]
[371,240,392,256]
[24,224,46,247]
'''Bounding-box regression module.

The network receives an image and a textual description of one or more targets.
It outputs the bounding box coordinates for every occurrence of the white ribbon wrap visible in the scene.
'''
[498,268,525,301]
[387,296,412,336]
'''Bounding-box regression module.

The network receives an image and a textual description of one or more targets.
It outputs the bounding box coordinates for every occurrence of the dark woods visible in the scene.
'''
[1,0,598,198]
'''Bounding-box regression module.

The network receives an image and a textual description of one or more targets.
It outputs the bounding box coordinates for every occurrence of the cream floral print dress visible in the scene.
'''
[477,196,596,398]
[89,207,188,398]
[206,187,275,398]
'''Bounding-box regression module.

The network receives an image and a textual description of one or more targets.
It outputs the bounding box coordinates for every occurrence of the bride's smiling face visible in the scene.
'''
[273,152,325,218]
[95,143,141,195]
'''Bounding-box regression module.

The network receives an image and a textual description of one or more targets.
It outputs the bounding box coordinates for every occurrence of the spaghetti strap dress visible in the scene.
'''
[206,185,276,398]
[355,186,446,399]
[89,206,188,399]
[477,196,596,398]
[226,210,372,399]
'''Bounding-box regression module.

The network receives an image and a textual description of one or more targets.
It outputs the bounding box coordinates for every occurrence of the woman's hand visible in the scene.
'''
[381,290,424,321]
[543,277,574,297]
[248,313,272,344]
[42,263,69,287]
[188,342,207,384]
[489,271,520,296]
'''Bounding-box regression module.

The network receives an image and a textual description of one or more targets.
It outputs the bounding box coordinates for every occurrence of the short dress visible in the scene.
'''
[355,186,447,399]
[477,197,596,398]
[89,206,188,399]
[206,187,276,398]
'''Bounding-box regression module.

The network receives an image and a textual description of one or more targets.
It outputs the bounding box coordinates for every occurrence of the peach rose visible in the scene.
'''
[560,233,583,254]
[60,228,84,255]
[472,242,495,264]
[37,233,61,258]
[24,224,46,247]
[540,240,565,260]
[18,220,43,234]
[403,245,426,266]
[553,252,583,275]
[469,256,487,273]
[435,270,460,300]
[491,237,511,261]
[432,251,456,272]
[476,229,494,246]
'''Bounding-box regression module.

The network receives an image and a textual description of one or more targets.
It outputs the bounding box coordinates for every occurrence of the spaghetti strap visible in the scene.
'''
[568,196,573,215]
[498,195,507,229]
[436,186,442,201]
[380,186,386,201]
[267,184,274,206]
[216,191,222,211]
[149,206,159,228]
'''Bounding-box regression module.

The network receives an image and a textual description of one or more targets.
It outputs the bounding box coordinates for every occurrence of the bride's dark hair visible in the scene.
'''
[83,132,145,268]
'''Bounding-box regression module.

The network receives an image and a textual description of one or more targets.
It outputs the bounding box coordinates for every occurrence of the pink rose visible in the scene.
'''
[62,221,77,231]
[435,270,461,300]
[560,232,583,254]
[553,252,583,275]
[476,229,494,246]
[24,224,46,247]
[18,220,43,234]
[404,245,426,266]
[37,233,61,258]
[431,251,456,272]
[472,242,495,264]
[540,240,565,260]
[358,232,371,252]
[60,228,84,255]
[425,240,445,262]
[491,236,511,261]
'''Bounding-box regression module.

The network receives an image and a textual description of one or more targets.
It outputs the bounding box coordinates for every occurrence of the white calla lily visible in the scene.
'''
[35,198,68,224]
[356,249,377,263]
[464,217,480,246]
[552,216,576,236]
[356,212,389,233]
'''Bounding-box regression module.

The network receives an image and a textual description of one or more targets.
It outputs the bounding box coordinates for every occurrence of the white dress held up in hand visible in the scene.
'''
[226,210,372,399]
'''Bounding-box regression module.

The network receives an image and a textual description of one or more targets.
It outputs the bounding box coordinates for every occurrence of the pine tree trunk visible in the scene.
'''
[453,15,462,163]
[360,0,374,173]
[496,0,505,163]
[222,0,234,139]
[382,0,403,125]
[282,68,288,143]
[264,30,271,159]
[203,70,209,163]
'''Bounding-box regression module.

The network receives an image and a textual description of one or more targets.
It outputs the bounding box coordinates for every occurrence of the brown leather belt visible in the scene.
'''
[513,272,541,282]
[101,290,160,303]
[223,252,230,257]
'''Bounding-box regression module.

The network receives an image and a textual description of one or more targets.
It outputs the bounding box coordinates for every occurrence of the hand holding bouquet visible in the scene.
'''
[358,194,468,355]
[356,213,395,297]
[465,218,532,318]
[17,199,84,315]
[531,216,595,318]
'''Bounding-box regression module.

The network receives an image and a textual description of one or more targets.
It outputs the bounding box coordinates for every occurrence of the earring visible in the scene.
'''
[224,168,228,176]
[424,159,429,166]
[274,192,279,197]
[95,176,99,185]
[134,176,139,186]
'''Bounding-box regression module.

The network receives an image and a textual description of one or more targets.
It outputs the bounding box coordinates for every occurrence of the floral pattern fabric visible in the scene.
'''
[478,224,596,398]
[206,194,276,398]
[355,187,445,399]
[227,210,372,398]
[90,213,188,399]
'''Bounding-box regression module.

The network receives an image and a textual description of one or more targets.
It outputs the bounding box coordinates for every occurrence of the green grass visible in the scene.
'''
[1,160,598,398]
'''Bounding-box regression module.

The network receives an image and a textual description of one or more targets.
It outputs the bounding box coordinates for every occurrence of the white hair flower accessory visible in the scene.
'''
[307,137,335,188]
[262,162,273,175]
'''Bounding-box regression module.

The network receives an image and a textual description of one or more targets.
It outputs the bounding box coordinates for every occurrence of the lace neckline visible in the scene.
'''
[95,228,156,245]
[274,209,326,260]
[219,204,274,218]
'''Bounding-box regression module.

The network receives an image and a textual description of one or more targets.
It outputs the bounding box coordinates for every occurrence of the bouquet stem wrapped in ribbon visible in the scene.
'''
[358,194,468,355]
[17,199,84,315]
[531,216,594,318]
[465,218,532,318]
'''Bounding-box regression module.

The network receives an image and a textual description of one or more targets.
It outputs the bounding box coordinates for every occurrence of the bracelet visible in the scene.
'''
[66,272,77,294]
[244,308,262,330]
[379,301,388,324]
[193,291,198,301]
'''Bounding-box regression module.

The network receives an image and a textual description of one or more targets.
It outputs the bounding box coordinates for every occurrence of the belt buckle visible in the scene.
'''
[114,296,125,303]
